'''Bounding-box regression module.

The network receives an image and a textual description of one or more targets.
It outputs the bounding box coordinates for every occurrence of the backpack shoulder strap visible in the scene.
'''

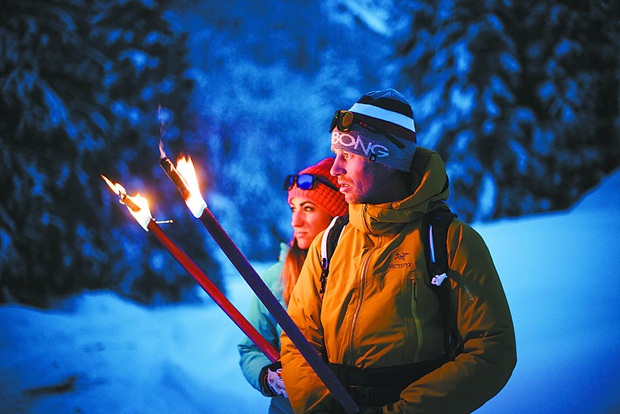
[426,208,456,282]
[320,214,349,296]
[423,207,460,358]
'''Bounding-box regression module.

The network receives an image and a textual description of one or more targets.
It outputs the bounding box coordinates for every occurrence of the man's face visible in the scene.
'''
[330,150,400,204]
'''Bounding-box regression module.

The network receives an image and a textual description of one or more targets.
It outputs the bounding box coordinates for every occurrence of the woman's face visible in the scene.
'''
[289,196,333,250]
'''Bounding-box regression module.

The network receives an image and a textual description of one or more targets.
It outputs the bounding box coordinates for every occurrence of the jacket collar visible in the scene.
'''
[348,148,450,235]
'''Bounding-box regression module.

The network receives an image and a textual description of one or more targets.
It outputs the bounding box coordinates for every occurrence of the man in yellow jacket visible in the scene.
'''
[280,89,517,413]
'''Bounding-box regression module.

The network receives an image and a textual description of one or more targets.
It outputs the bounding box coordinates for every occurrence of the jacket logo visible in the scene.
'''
[394,251,409,261]
[389,251,412,269]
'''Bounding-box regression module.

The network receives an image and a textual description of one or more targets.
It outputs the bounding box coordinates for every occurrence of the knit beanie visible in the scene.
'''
[330,88,417,172]
[287,157,348,217]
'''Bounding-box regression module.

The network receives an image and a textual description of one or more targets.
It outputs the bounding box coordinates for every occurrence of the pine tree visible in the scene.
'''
[393,0,619,221]
[0,0,212,306]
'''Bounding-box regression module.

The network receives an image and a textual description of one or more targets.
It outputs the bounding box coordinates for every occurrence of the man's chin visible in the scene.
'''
[344,194,360,204]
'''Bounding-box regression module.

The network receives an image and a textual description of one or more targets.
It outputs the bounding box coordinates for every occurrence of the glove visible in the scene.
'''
[260,361,288,398]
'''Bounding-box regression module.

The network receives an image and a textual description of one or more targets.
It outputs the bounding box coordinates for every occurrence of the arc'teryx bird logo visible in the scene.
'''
[389,251,412,269]
[331,130,390,158]
[394,251,410,261]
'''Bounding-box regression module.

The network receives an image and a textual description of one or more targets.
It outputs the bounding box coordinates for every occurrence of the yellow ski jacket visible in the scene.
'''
[280,148,516,413]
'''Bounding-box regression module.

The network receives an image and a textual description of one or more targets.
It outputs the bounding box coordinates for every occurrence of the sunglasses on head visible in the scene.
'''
[329,110,405,149]
[284,174,339,192]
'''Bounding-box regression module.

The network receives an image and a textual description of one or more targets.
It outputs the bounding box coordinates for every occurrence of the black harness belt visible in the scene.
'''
[329,358,447,407]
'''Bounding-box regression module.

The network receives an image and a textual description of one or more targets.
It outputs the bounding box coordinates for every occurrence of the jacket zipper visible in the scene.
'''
[348,204,373,362]
[348,238,375,361]
[411,278,424,361]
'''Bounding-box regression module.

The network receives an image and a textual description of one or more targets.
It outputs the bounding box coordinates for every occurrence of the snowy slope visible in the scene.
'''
[472,169,620,414]
[1,170,619,414]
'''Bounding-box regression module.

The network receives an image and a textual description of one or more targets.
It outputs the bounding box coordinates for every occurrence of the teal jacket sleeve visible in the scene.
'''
[238,246,288,395]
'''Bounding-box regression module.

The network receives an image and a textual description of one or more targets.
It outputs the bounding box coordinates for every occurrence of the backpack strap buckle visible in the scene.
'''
[431,273,448,286]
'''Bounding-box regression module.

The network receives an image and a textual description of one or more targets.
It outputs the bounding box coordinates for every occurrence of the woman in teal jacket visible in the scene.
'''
[238,157,348,414]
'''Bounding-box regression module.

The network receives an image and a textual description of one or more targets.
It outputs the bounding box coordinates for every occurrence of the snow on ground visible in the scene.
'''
[1,170,619,414]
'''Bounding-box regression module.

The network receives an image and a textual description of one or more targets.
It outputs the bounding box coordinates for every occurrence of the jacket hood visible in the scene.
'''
[349,147,450,235]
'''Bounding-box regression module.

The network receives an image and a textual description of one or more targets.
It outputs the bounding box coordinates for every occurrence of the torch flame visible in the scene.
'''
[125,194,152,231]
[101,174,153,231]
[176,155,208,218]
[101,174,127,198]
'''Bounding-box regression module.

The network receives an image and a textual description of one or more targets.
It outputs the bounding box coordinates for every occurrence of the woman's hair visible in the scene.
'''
[279,157,347,305]
[280,239,307,306]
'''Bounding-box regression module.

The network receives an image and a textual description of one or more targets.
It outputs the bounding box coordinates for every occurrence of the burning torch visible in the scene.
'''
[157,146,359,413]
[101,175,279,363]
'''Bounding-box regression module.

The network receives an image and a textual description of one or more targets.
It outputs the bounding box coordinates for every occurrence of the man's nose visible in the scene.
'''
[331,157,344,176]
